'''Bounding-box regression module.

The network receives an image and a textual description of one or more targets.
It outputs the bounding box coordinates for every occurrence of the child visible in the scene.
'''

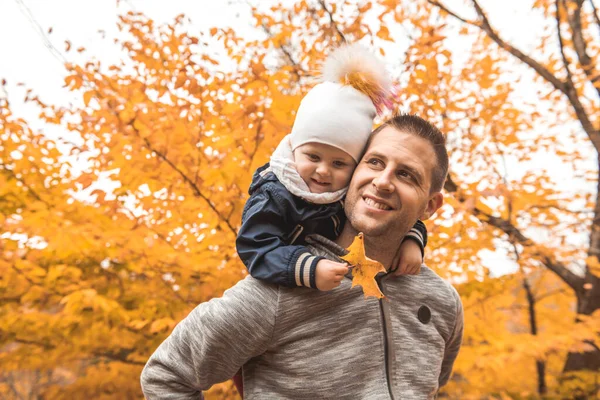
[235,43,428,292]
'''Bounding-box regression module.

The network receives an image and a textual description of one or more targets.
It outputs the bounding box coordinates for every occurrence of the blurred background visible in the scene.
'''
[1,0,599,398]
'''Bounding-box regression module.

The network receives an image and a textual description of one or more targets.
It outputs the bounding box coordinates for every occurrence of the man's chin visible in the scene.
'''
[350,220,389,238]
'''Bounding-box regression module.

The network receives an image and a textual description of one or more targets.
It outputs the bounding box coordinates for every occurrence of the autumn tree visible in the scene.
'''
[2,0,600,398]
[425,0,600,373]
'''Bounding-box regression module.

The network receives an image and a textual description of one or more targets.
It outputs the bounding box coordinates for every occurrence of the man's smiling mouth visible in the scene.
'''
[363,197,392,210]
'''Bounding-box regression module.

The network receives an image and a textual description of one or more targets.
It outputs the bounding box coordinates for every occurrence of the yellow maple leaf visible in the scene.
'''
[341,233,386,299]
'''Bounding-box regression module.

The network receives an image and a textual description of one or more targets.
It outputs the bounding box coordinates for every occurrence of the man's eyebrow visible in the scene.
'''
[365,151,388,161]
[400,163,424,182]
[366,151,424,182]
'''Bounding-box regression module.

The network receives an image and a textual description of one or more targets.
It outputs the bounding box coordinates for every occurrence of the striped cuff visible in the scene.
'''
[404,228,425,257]
[293,252,322,289]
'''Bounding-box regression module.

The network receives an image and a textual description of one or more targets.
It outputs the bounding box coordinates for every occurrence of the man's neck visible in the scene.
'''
[336,227,403,271]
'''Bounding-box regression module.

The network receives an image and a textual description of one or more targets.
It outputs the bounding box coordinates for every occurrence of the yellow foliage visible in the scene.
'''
[2,1,599,399]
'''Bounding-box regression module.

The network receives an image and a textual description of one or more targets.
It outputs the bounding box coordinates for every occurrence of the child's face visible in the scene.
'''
[293,142,357,194]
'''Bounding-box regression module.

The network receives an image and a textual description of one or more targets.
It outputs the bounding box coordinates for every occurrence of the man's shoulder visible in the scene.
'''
[419,265,459,290]
[222,275,280,301]
[415,265,462,309]
[233,274,280,289]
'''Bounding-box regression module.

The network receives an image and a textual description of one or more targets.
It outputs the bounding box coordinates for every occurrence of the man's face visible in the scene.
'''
[344,126,443,238]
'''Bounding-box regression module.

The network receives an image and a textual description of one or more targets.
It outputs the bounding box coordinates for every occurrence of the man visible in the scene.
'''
[141,114,464,399]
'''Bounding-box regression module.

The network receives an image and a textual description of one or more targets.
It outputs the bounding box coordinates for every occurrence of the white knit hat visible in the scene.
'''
[289,43,394,163]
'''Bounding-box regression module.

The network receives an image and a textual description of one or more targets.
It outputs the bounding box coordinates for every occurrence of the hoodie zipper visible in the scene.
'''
[377,275,395,400]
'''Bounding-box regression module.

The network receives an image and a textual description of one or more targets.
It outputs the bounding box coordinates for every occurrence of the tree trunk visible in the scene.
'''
[565,156,600,372]
[523,275,547,394]
[563,271,600,372]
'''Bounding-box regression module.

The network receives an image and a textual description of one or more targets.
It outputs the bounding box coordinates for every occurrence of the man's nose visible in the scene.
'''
[373,171,394,192]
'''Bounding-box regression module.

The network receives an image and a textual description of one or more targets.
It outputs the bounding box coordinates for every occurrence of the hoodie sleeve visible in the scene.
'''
[236,186,324,289]
[140,278,278,399]
[402,219,428,257]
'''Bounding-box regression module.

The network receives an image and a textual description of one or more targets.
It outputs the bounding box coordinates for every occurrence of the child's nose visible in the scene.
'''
[316,164,330,175]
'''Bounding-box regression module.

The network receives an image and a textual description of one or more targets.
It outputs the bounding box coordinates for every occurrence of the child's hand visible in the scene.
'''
[315,259,350,291]
[393,240,422,276]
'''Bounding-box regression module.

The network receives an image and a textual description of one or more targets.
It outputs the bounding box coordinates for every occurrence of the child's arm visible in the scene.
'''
[403,219,427,257]
[392,220,428,276]
[236,187,335,289]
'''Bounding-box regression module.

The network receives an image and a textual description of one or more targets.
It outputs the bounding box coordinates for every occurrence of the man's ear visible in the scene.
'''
[420,192,443,220]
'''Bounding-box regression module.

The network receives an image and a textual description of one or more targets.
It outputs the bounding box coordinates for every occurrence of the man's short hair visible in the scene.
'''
[368,114,448,193]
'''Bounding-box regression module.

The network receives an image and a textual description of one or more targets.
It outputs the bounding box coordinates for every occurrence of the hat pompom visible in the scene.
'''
[321,43,396,114]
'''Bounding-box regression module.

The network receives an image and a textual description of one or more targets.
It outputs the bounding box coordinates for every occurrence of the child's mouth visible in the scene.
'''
[311,178,330,186]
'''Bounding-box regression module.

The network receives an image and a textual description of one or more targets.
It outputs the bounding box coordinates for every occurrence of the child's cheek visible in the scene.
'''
[344,167,357,186]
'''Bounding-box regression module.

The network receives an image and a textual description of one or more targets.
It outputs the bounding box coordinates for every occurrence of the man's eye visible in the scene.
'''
[367,158,381,166]
[398,170,413,180]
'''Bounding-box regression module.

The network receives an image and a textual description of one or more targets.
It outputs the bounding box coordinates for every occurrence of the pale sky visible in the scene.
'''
[0,0,541,110]
[0,0,258,111]
[1,0,594,277]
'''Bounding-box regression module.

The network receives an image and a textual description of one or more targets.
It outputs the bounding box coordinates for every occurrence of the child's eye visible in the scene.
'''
[333,161,347,168]
[306,153,319,161]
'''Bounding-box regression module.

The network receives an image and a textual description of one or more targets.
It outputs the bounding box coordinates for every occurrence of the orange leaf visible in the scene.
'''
[376,26,392,41]
[341,233,386,299]
[586,256,600,275]
[83,91,94,107]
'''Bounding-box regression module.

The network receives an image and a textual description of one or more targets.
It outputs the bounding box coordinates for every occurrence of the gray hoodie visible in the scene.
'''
[140,235,463,399]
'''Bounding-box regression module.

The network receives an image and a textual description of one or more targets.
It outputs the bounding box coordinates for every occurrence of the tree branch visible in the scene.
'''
[431,0,599,146]
[551,0,600,145]
[430,0,567,91]
[135,131,237,237]
[247,109,265,170]
[427,0,475,25]
[564,0,600,99]
[90,348,146,366]
[589,0,600,37]
[317,0,347,42]
[556,0,578,96]
[260,24,303,83]
[470,0,567,91]
[476,0,600,148]
[444,173,585,289]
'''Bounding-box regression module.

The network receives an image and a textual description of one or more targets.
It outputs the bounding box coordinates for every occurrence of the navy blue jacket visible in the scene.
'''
[236,163,427,289]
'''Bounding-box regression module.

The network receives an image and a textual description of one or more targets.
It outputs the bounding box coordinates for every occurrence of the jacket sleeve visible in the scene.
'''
[236,188,324,289]
[403,219,428,257]
[140,277,278,399]
[438,286,464,388]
